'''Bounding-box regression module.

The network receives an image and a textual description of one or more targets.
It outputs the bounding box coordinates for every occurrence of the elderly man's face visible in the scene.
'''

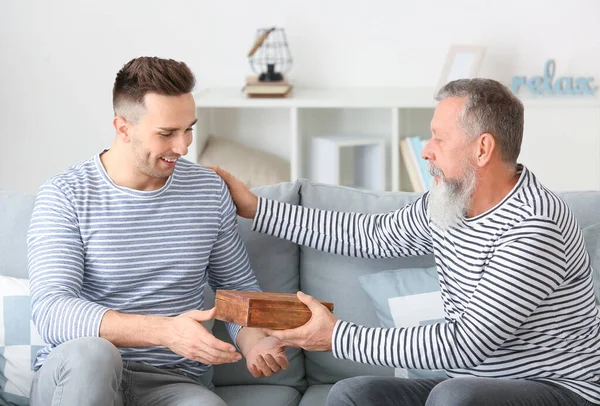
[422,97,478,229]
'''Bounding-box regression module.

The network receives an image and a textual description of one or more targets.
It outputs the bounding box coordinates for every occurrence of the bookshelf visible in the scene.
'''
[192,87,435,192]
[191,87,600,192]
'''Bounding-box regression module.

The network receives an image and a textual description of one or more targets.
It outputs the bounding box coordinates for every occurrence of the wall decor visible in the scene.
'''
[436,45,486,95]
[512,59,597,96]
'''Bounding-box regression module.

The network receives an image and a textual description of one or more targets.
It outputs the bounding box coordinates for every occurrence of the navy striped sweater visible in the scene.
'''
[253,166,600,404]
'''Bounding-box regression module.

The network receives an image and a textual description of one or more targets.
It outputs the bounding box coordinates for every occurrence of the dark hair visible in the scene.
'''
[436,78,524,165]
[112,56,196,122]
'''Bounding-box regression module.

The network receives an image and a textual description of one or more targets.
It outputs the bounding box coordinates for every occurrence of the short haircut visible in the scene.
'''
[112,56,196,123]
[436,78,524,165]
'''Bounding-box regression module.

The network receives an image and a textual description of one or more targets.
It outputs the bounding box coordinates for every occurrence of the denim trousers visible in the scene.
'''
[30,337,225,406]
[326,375,592,406]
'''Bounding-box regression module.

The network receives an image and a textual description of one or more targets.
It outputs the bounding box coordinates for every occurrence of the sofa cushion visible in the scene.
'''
[0,276,47,406]
[214,384,301,406]
[208,180,306,391]
[359,267,447,379]
[296,180,436,384]
[0,191,36,280]
[297,384,333,406]
[582,223,600,305]
[558,191,600,228]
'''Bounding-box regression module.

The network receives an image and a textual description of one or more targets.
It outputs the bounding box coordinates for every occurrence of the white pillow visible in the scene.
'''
[0,276,47,405]
[198,136,290,188]
[359,267,447,379]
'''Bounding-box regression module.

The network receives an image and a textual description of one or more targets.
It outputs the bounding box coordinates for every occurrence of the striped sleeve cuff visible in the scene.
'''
[252,196,271,233]
[226,322,243,350]
[89,305,111,337]
[39,299,111,344]
[332,319,357,360]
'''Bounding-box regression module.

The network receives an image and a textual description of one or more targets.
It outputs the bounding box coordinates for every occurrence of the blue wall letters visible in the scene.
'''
[512,60,597,96]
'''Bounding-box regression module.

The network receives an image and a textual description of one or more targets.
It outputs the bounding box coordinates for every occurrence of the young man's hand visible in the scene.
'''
[244,336,290,378]
[164,308,242,365]
[207,166,259,219]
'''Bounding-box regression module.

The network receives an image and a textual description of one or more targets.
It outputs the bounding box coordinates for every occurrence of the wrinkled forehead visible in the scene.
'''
[430,97,468,140]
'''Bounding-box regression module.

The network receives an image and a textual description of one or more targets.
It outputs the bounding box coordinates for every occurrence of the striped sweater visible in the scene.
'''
[253,166,600,404]
[27,155,261,377]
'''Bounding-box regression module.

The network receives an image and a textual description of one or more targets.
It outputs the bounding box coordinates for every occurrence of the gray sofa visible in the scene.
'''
[2,179,600,406]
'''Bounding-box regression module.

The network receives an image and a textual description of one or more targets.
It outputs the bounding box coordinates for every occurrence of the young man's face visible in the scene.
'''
[423,96,478,229]
[128,93,197,181]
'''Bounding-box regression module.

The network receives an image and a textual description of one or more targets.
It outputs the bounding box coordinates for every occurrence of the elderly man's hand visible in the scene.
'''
[264,291,338,352]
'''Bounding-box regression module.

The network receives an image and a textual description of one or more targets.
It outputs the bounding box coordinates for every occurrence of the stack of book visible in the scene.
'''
[244,76,292,98]
[399,136,434,193]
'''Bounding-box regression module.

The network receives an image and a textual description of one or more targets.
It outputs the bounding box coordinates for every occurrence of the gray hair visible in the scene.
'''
[435,78,524,165]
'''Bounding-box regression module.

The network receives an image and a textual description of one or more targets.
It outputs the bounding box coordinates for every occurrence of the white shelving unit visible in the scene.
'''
[192,87,600,192]
[192,87,436,192]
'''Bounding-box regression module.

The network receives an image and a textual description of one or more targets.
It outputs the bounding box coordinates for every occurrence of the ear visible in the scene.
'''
[113,116,131,143]
[475,133,495,167]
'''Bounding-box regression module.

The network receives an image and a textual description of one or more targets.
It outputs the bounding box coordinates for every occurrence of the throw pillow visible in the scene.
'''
[198,136,290,189]
[0,276,46,406]
[358,267,447,379]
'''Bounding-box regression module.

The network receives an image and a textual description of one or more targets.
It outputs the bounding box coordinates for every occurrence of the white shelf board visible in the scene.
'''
[193,87,438,108]
[194,87,600,109]
[312,134,386,147]
[516,94,600,107]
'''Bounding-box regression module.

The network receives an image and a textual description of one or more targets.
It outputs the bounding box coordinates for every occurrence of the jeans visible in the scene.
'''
[326,375,592,406]
[30,337,226,406]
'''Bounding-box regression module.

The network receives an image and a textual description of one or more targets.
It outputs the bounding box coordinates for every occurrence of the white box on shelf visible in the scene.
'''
[310,135,386,191]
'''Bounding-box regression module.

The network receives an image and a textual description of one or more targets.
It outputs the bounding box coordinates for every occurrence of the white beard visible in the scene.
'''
[427,161,477,230]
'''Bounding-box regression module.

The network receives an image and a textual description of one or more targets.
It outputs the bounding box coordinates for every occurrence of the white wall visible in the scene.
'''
[1,0,599,193]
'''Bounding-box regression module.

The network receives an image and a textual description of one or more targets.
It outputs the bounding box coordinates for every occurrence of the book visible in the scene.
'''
[245,85,292,95]
[214,290,334,329]
[399,138,423,192]
[244,76,293,97]
[407,136,433,191]
[245,75,289,86]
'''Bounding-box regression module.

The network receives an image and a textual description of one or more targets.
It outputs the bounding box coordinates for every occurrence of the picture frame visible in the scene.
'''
[436,45,486,95]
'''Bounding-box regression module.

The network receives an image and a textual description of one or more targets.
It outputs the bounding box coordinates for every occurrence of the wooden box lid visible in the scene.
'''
[214,290,334,329]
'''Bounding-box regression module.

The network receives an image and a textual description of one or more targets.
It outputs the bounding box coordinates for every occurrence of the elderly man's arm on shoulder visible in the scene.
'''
[210,166,433,260]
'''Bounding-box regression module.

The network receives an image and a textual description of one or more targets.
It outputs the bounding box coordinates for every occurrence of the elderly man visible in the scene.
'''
[212,78,600,406]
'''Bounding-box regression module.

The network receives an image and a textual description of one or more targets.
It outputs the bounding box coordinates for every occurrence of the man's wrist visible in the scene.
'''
[236,327,266,356]
[153,315,173,347]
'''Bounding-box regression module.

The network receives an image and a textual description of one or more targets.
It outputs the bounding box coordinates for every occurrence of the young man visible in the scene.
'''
[27,57,288,406]
[212,78,600,406]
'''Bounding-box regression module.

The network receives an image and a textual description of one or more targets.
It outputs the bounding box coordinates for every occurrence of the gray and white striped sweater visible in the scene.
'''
[27,155,261,377]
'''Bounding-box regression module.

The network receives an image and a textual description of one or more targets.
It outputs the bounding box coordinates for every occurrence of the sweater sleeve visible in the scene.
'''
[331,217,567,369]
[252,195,433,259]
[27,182,110,345]
[207,180,262,344]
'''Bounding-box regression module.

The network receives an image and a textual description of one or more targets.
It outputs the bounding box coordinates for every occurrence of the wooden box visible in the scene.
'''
[214,290,334,330]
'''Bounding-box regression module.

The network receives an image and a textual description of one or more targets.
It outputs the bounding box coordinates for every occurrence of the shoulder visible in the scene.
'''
[172,159,227,194]
[507,167,578,241]
[514,168,573,222]
[38,156,99,200]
